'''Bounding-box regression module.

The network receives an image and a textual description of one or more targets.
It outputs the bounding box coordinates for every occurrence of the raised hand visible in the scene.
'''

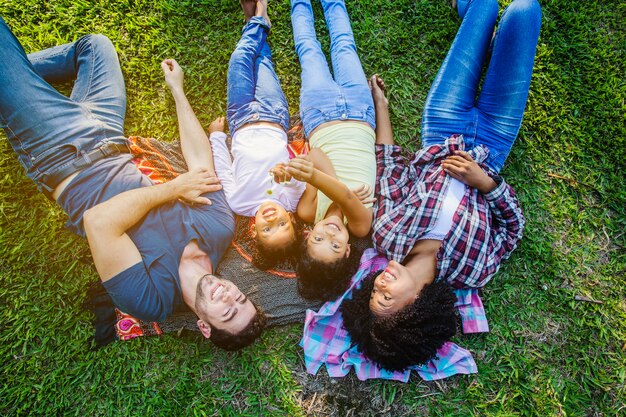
[209,116,226,134]
[286,155,315,182]
[369,74,388,107]
[161,58,184,93]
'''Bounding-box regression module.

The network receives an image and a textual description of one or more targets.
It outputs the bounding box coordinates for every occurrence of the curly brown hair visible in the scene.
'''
[251,218,303,270]
[341,270,457,372]
[296,240,362,302]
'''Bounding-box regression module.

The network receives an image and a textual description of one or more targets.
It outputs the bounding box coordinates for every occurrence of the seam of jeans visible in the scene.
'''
[76,36,95,103]
[28,48,66,63]
[6,123,27,158]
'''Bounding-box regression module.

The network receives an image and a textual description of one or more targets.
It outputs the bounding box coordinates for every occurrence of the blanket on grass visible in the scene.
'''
[85,118,322,346]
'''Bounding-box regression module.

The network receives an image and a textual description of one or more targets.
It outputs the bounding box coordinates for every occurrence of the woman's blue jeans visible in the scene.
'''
[290,0,376,137]
[227,16,290,134]
[422,0,542,172]
[0,17,127,193]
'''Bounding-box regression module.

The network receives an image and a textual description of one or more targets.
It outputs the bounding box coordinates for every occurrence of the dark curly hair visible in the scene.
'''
[341,270,457,372]
[296,239,362,302]
[209,302,267,351]
[251,223,302,270]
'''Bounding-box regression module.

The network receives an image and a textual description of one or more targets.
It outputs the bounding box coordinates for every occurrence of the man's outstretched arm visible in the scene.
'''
[161,58,216,173]
[84,168,221,281]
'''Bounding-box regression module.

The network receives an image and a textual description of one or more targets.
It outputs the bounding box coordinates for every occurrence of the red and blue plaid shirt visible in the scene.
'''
[301,249,480,382]
[373,135,525,288]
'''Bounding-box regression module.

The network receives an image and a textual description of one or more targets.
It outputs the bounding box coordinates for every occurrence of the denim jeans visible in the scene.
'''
[291,0,375,137]
[0,17,127,193]
[422,0,542,172]
[227,16,290,134]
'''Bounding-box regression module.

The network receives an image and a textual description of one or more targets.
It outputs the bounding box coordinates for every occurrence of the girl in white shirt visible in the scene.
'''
[211,0,306,268]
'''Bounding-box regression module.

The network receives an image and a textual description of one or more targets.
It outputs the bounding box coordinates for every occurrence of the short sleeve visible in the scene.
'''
[103,261,173,322]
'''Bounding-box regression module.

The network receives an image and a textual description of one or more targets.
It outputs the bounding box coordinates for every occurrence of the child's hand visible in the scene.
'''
[287,155,314,182]
[351,184,375,205]
[161,59,184,93]
[369,74,388,107]
[269,163,292,183]
[441,150,497,193]
[209,116,226,134]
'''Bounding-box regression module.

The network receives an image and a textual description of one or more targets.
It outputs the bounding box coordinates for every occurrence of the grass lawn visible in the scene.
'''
[1,0,624,415]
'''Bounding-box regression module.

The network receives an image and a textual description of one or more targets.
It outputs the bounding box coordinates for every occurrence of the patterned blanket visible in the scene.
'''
[86,119,322,345]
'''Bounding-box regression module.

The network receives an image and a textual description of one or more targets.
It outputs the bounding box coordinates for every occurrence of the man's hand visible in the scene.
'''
[209,116,226,135]
[441,150,497,193]
[286,155,315,182]
[369,74,388,107]
[269,162,292,183]
[161,59,184,93]
[169,168,221,205]
[351,183,375,205]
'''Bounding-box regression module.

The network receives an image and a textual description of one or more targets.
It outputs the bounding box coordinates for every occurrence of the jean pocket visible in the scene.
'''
[485,150,504,173]
[31,142,80,169]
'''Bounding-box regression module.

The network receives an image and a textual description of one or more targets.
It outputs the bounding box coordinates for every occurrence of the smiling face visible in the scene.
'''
[368,260,426,316]
[253,201,296,249]
[195,275,256,333]
[306,215,351,263]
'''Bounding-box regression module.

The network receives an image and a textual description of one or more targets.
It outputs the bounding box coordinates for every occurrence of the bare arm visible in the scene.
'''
[295,148,336,222]
[288,155,372,237]
[84,168,221,281]
[162,59,216,173]
[369,75,394,146]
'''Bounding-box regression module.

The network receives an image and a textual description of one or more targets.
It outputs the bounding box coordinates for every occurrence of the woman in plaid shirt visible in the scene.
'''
[342,0,541,371]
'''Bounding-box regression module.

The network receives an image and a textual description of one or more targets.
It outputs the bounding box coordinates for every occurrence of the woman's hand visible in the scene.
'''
[208,116,226,134]
[169,167,221,205]
[161,59,184,94]
[351,183,375,205]
[287,155,315,182]
[369,74,388,107]
[441,150,497,193]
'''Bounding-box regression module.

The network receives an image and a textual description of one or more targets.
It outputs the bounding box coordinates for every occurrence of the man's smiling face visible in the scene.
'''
[195,275,256,333]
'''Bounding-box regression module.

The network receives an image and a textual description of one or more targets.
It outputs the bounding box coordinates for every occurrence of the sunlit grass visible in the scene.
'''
[1,0,624,415]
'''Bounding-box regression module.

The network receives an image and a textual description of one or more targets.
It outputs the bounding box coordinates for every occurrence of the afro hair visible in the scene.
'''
[341,270,457,372]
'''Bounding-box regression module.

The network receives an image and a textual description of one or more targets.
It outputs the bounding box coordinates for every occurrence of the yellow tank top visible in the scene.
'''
[310,122,376,224]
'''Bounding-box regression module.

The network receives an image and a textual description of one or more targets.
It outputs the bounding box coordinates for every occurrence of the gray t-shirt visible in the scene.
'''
[57,155,235,321]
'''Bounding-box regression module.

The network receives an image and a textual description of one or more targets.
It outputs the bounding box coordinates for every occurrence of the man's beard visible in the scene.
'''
[194,273,212,314]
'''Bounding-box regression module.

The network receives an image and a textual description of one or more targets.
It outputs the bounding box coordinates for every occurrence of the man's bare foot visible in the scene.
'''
[241,0,256,21]
[255,0,271,28]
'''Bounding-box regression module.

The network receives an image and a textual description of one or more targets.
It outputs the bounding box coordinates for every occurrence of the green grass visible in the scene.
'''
[1,0,624,415]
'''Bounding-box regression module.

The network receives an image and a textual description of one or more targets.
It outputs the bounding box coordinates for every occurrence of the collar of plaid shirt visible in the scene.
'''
[300,249,488,382]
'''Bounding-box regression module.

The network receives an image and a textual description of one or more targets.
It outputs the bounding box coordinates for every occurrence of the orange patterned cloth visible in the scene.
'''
[115,308,163,340]
[112,119,309,340]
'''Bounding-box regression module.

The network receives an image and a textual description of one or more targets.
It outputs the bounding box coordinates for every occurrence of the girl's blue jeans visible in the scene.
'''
[291,0,376,137]
[227,16,290,134]
[0,17,128,193]
[422,0,542,172]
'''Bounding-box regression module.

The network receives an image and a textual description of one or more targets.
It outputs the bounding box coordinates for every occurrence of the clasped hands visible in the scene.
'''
[270,155,374,204]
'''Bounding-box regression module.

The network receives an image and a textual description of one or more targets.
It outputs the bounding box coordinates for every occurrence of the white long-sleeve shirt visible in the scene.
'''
[209,125,306,217]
